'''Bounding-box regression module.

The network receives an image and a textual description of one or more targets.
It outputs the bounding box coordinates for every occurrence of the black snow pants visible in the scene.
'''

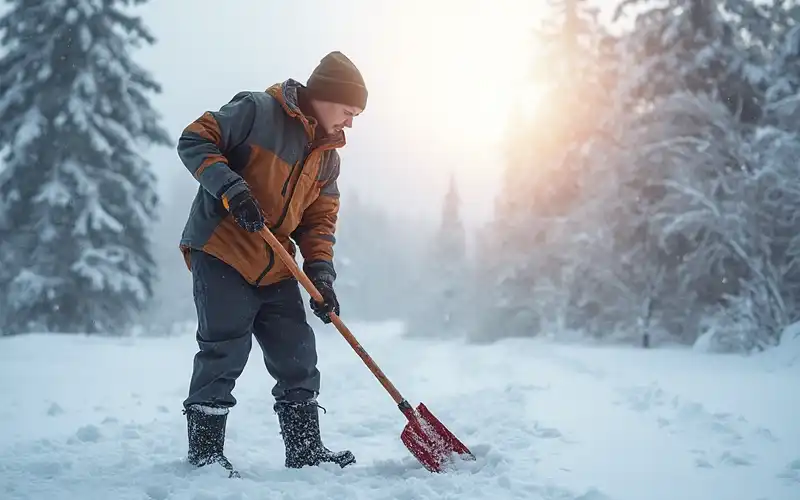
[183,249,320,409]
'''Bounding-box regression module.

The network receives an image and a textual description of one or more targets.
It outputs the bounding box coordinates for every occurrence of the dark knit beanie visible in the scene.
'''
[306,51,368,110]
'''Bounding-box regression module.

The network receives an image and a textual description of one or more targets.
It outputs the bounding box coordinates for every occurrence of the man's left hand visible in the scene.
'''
[310,278,339,324]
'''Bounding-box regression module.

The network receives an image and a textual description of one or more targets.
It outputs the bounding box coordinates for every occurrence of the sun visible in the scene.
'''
[354,0,550,224]
[375,0,547,151]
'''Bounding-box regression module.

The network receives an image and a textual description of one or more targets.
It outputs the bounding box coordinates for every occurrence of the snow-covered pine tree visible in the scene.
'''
[407,174,469,338]
[745,21,800,346]
[555,124,669,345]
[764,23,800,129]
[598,1,800,351]
[0,0,170,335]
[432,174,468,329]
[612,0,793,124]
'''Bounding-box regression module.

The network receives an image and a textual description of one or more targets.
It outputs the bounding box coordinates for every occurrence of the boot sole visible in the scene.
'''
[332,450,356,468]
[286,450,356,469]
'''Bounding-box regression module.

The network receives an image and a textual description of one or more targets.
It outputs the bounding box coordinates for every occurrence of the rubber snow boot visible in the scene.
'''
[274,400,356,469]
[184,405,240,478]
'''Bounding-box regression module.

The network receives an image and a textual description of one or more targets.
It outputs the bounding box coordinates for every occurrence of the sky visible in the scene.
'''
[0,0,622,325]
[133,0,548,231]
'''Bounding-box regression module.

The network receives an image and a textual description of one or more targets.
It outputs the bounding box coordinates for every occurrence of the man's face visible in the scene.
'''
[313,100,363,136]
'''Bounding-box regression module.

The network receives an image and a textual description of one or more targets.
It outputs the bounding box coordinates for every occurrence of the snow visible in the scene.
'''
[11,109,45,151]
[8,269,61,306]
[33,181,71,208]
[1,321,798,500]
[71,245,148,302]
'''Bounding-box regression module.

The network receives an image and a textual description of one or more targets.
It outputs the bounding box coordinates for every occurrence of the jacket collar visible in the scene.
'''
[266,78,346,151]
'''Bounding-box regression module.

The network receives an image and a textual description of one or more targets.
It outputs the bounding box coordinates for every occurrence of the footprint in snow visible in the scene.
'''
[690,446,753,468]
[620,384,778,473]
[690,449,714,469]
[46,402,64,416]
[147,457,198,478]
[73,424,102,443]
[534,484,615,500]
[30,438,56,453]
[776,458,800,483]
[753,426,778,442]
[694,457,714,468]
[574,488,615,500]
[121,424,141,439]
[516,383,550,393]
[718,450,754,467]
[24,460,72,478]
[531,422,562,439]
[621,385,667,412]
[622,384,772,453]
[707,420,743,445]
[144,484,170,500]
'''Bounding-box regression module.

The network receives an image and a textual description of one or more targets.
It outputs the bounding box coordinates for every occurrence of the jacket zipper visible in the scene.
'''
[254,244,275,285]
[254,142,313,285]
[270,142,313,232]
[281,161,298,196]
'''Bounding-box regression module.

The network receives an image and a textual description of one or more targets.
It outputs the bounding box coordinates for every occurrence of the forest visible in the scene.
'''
[464,0,800,353]
[1,0,799,356]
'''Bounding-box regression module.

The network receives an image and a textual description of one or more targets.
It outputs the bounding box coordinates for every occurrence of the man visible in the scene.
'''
[175,51,367,475]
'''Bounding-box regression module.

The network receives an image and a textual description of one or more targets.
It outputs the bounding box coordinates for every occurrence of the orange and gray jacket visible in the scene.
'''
[176,78,342,286]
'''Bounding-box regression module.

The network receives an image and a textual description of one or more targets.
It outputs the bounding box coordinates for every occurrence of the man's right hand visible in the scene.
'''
[225,190,265,232]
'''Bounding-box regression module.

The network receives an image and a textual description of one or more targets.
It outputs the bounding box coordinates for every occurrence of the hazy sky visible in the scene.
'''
[134,0,547,230]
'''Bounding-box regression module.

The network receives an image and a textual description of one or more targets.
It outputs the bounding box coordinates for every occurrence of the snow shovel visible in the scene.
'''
[257,226,475,472]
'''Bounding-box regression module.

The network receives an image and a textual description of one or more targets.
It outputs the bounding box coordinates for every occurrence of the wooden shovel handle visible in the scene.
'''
[257,226,406,407]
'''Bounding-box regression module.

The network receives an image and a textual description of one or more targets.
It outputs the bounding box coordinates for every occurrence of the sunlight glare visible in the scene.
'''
[377,1,545,152]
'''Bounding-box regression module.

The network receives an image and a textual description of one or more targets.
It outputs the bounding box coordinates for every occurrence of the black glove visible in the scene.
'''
[309,277,339,324]
[226,190,265,232]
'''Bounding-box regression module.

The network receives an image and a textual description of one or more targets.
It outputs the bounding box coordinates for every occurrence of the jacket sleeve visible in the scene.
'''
[176,91,256,206]
[293,153,341,281]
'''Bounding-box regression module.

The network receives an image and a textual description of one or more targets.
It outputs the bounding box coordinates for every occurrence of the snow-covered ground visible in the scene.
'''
[2,320,799,500]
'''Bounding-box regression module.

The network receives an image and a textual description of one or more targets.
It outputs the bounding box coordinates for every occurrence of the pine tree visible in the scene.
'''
[433,174,466,268]
[601,0,800,351]
[407,174,468,338]
[765,23,800,129]
[474,0,800,350]
[613,0,794,124]
[0,0,170,335]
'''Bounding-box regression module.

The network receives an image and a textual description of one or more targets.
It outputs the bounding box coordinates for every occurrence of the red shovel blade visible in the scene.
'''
[400,402,475,473]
